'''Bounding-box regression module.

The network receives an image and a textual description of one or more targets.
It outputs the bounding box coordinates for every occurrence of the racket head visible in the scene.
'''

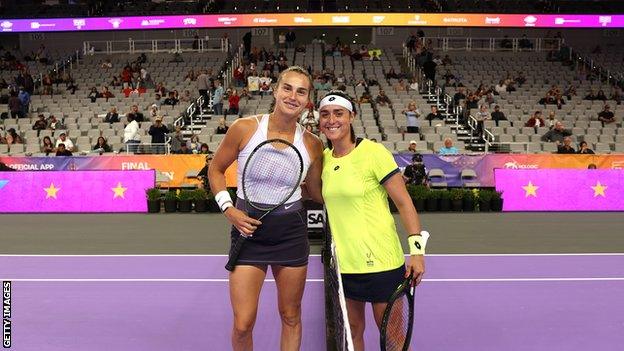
[380,274,416,351]
[241,138,304,212]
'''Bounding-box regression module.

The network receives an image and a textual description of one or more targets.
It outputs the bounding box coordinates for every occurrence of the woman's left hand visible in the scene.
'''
[405,255,425,287]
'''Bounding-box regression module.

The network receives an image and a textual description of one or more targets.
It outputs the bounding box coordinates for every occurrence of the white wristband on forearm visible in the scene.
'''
[215,190,233,213]
[408,230,430,255]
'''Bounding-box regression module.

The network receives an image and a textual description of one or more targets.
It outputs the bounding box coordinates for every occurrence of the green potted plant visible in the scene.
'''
[177,189,194,213]
[207,191,221,212]
[145,188,161,213]
[425,190,440,212]
[491,190,504,212]
[438,190,452,212]
[449,188,464,212]
[478,189,493,212]
[192,188,208,213]
[408,185,428,212]
[163,190,178,213]
[463,189,476,212]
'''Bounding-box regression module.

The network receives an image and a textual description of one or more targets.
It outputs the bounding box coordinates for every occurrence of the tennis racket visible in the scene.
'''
[379,273,416,351]
[224,138,304,271]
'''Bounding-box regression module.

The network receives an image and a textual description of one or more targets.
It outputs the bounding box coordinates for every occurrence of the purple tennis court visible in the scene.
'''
[2,254,623,351]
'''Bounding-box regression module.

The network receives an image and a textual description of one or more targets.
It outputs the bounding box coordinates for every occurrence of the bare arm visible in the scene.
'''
[302,132,324,204]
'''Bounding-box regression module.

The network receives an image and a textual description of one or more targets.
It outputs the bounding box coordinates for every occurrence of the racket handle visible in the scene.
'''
[225,235,247,271]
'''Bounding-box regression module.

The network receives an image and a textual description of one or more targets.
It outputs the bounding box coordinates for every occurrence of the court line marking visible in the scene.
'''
[1,253,624,257]
[2,278,624,282]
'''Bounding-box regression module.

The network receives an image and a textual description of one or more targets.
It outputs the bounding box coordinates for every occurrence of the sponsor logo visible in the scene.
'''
[183,18,197,25]
[1,21,13,32]
[253,17,277,24]
[30,22,55,30]
[140,19,165,27]
[407,15,428,25]
[503,161,539,170]
[73,19,86,29]
[108,18,123,28]
[217,17,237,25]
[485,17,501,25]
[284,204,294,210]
[443,17,468,23]
[555,17,581,25]
[332,16,350,24]
[372,16,385,24]
[599,16,612,27]
[294,17,312,23]
[307,210,324,228]
[611,161,624,169]
[524,15,537,27]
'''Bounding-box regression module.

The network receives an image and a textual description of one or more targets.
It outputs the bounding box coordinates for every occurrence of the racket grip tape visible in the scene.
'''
[225,235,247,271]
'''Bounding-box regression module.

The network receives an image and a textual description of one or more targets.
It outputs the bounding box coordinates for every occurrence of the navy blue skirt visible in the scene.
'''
[341,265,406,303]
[229,200,309,267]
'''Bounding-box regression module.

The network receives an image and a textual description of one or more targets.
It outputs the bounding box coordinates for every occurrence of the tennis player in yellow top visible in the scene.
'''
[318,90,426,351]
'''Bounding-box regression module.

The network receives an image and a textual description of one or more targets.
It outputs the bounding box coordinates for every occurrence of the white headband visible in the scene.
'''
[319,95,353,113]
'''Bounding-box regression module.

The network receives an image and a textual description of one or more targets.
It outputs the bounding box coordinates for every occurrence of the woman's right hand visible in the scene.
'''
[224,207,262,237]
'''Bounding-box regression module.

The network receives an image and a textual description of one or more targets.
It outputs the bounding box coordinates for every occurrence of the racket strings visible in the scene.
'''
[243,142,303,207]
[384,292,412,351]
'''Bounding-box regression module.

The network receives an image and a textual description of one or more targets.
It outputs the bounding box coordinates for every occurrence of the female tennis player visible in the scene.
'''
[318,90,426,350]
[208,66,324,351]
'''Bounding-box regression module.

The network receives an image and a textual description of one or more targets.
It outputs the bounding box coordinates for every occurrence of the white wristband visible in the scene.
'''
[215,190,233,213]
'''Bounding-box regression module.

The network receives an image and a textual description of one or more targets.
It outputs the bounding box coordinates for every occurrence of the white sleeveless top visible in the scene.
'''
[236,114,311,203]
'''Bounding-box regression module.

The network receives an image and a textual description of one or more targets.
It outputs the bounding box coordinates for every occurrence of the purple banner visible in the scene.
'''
[494,169,624,211]
[395,153,488,187]
[0,170,154,213]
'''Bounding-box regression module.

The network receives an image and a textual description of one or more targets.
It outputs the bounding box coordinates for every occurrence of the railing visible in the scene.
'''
[83,38,228,55]
[415,36,562,53]
[124,142,170,154]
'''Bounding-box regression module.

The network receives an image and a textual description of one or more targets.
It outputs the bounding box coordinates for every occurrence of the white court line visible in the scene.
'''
[1,253,624,257]
[2,278,624,282]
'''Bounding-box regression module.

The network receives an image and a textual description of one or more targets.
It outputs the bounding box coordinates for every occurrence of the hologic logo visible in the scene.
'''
[485,17,501,25]
[504,161,539,170]
[524,16,537,27]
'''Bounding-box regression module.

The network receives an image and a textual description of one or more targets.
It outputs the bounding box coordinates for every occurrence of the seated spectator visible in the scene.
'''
[189,134,201,153]
[490,105,507,126]
[577,141,595,154]
[247,72,260,95]
[406,140,418,153]
[4,128,23,145]
[484,92,496,105]
[515,71,526,86]
[110,76,122,87]
[239,87,253,101]
[584,89,598,100]
[358,92,372,104]
[55,143,73,156]
[127,105,145,123]
[394,79,408,93]
[155,82,167,97]
[177,142,193,154]
[101,59,113,69]
[426,105,443,126]
[408,78,419,92]
[541,121,573,143]
[100,86,114,101]
[47,115,62,130]
[163,92,179,106]
[41,136,54,155]
[611,88,622,105]
[227,89,240,115]
[438,138,459,155]
[259,81,273,96]
[596,90,607,101]
[198,143,212,155]
[104,107,120,124]
[148,104,160,118]
[525,111,546,128]
[216,118,229,134]
[301,106,319,134]
[88,87,99,102]
[597,105,615,125]
[92,136,112,153]
[32,114,47,132]
[385,68,400,80]
[546,111,559,129]
[180,90,192,103]
[564,84,577,100]
[556,136,576,154]
[55,133,74,152]
[375,90,392,107]
[494,80,507,94]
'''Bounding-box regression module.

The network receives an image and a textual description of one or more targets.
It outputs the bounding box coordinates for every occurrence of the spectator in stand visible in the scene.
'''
[155,82,167,97]
[484,92,496,106]
[393,78,408,93]
[121,65,133,88]
[177,142,193,154]
[596,90,607,101]
[4,128,23,145]
[101,58,113,69]
[541,121,573,143]
[216,118,229,134]
[92,136,112,154]
[385,68,400,80]
[375,90,392,107]
[47,115,62,131]
[584,89,598,100]
[41,136,54,155]
[453,87,466,106]
[402,101,421,133]
[104,107,120,124]
[577,141,595,154]
[515,71,526,86]
[123,114,141,153]
[358,91,372,104]
[438,138,459,155]
[188,134,201,153]
[180,90,192,103]
[525,111,546,128]
[17,87,30,117]
[611,88,622,105]
[55,143,72,156]
[100,86,114,101]
[88,87,99,103]
[564,84,577,100]
[184,69,196,82]
[556,136,576,154]
[199,143,212,154]
[212,79,224,115]
[148,116,169,154]
[227,89,240,115]
[409,78,419,92]
[422,55,437,84]
[406,140,418,153]
[546,111,559,129]
[8,91,21,119]
[494,80,507,95]
[55,133,74,152]
[247,71,260,95]
[475,104,489,136]
[127,105,145,123]
[466,90,480,110]
[196,69,210,108]
[42,74,53,95]
[598,105,615,125]
[32,114,47,133]
[426,105,443,126]
[168,126,185,153]
[163,91,179,106]
[490,105,507,126]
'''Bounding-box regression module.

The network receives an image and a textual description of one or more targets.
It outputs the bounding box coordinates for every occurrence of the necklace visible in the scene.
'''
[332,143,356,158]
